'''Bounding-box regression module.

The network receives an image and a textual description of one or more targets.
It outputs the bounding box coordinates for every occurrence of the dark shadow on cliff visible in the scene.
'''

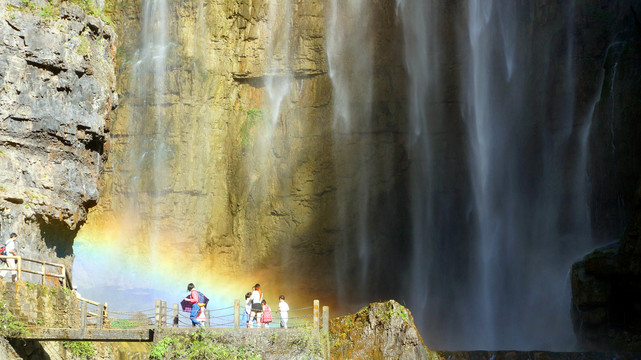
[39,218,79,259]
[9,339,52,360]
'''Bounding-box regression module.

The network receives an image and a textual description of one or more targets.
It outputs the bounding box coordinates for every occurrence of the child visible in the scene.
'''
[244,292,252,327]
[276,294,289,328]
[196,308,206,326]
[261,299,273,328]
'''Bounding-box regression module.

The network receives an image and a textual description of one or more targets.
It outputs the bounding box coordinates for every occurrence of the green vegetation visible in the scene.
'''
[0,300,29,338]
[63,341,95,360]
[385,305,409,323]
[291,324,324,356]
[240,109,264,147]
[19,0,37,11]
[39,3,59,20]
[65,0,112,24]
[111,313,150,329]
[75,33,92,55]
[7,0,113,24]
[149,331,261,360]
[8,0,59,22]
[150,336,177,359]
[25,189,45,201]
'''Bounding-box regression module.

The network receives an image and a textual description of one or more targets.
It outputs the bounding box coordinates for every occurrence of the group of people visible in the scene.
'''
[244,283,289,328]
[183,282,290,329]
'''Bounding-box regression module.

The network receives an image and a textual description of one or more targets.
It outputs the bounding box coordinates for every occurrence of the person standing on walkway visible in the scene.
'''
[247,283,263,328]
[0,233,18,282]
[260,299,273,328]
[277,294,290,328]
[244,291,252,327]
[185,283,202,327]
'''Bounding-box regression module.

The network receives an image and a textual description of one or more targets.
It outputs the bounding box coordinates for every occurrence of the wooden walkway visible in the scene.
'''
[19,328,154,342]
[1,255,329,343]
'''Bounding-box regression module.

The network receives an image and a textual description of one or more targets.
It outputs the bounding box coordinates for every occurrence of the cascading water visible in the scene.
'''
[326,0,375,305]
[394,0,441,326]
[125,0,170,265]
[251,0,293,195]
[461,1,596,349]
[399,0,596,350]
[264,0,292,129]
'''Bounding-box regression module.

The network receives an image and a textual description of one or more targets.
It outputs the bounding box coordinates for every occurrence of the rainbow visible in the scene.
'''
[73,214,248,316]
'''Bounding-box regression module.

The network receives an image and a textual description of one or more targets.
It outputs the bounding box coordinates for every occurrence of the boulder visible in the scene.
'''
[329,300,437,360]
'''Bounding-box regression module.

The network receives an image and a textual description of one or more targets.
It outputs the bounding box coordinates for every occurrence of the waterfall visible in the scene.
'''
[247,0,294,201]
[264,0,293,129]
[74,0,224,309]
[400,0,594,350]
[128,0,170,261]
[395,0,444,333]
[326,0,375,305]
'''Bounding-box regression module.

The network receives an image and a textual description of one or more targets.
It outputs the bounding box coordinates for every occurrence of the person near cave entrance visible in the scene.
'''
[0,233,18,282]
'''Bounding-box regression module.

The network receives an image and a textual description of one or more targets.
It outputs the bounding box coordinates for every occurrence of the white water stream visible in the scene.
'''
[326,0,375,304]
[128,0,170,260]
[397,0,596,349]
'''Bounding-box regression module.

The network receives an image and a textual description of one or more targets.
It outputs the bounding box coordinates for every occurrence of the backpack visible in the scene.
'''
[197,291,209,308]
[0,245,6,263]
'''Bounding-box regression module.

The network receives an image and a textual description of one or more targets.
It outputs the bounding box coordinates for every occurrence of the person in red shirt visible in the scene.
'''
[185,283,202,327]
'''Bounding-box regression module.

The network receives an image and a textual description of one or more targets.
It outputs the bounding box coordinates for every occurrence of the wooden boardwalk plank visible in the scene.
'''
[17,328,154,342]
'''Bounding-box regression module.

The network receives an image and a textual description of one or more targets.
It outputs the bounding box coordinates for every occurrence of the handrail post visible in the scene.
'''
[234,299,240,329]
[104,302,109,326]
[41,262,46,285]
[16,256,21,281]
[313,300,320,330]
[65,266,72,289]
[155,300,161,328]
[60,265,66,288]
[173,304,179,327]
[205,309,210,327]
[162,301,168,327]
[322,305,330,359]
[322,306,329,332]
[80,300,87,332]
[97,303,104,329]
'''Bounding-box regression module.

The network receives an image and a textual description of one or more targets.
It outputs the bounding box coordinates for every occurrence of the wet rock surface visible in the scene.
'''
[572,199,641,352]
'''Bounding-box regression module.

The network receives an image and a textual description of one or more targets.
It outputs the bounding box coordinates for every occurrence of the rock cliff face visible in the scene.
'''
[87,0,407,308]
[0,0,116,272]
